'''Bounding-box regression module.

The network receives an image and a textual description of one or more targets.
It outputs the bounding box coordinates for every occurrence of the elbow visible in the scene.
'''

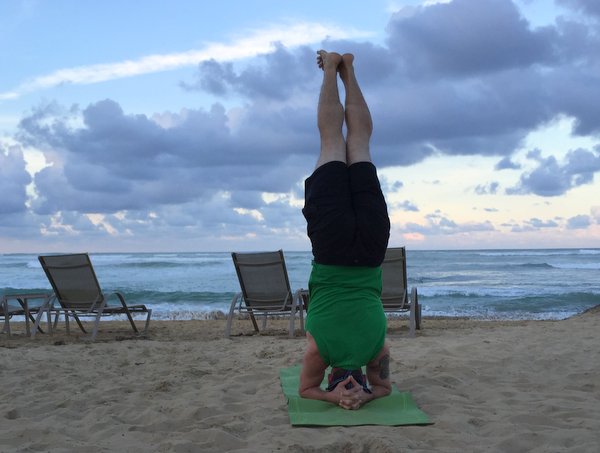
[298,385,310,399]
[379,383,392,397]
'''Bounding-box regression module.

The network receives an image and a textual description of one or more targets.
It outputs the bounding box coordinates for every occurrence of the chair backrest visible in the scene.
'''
[381,247,409,308]
[38,254,103,310]
[231,250,293,310]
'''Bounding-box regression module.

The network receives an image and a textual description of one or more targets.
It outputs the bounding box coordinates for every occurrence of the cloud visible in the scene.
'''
[558,0,600,17]
[5,0,600,249]
[386,0,557,77]
[527,217,559,228]
[17,97,316,225]
[474,182,500,195]
[380,176,403,193]
[183,44,317,101]
[507,217,559,232]
[395,200,419,212]
[0,22,370,101]
[507,147,600,196]
[0,144,31,214]
[566,214,591,229]
[495,156,521,170]
[403,210,495,235]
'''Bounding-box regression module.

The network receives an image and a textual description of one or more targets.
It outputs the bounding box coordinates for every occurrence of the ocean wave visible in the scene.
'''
[418,287,600,298]
[552,263,600,270]
[91,253,232,267]
[513,262,555,269]
[413,275,479,284]
[26,260,42,269]
[579,249,600,255]
[421,292,600,320]
[476,249,598,257]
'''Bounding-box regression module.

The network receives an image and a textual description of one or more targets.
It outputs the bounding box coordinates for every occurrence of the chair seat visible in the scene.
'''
[226,250,305,338]
[38,254,152,340]
[381,247,422,337]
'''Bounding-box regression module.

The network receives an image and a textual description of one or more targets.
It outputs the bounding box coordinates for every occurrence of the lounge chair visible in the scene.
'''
[381,247,422,337]
[1,293,53,336]
[226,250,304,338]
[38,253,152,341]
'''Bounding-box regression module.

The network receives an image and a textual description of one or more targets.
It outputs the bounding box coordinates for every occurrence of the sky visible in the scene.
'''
[1,0,600,253]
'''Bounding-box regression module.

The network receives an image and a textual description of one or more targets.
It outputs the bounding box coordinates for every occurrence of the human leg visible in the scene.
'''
[339,53,373,165]
[303,51,357,265]
[315,50,346,169]
[339,53,389,266]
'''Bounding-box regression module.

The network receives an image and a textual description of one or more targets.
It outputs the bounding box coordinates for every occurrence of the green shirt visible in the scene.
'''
[305,262,386,370]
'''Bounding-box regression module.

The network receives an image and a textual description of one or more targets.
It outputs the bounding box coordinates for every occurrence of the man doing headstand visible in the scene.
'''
[299,50,391,410]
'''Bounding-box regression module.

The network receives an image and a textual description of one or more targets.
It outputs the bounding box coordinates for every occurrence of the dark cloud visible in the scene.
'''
[18,98,316,215]
[507,217,559,232]
[474,182,500,195]
[507,147,600,196]
[7,0,600,247]
[0,145,31,214]
[181,0,600,167]
[527,217,559,228]
[495,157,521,170]
[380,176,403,193]
[183,44,316,101]
[566,214,591,229]
[404,210,495,235]
[395,200,419,212]
[558,0,600,17]
[386,0,557,78]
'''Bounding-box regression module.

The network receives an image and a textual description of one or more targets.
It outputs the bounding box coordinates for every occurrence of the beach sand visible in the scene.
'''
[2,309,599,452]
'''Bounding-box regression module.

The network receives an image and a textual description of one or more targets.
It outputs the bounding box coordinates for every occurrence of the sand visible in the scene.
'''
[1,309,599,453]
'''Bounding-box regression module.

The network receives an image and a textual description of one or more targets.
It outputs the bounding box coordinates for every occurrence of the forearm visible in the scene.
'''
[300,383,389,409]
[299,386,339,404]
[368,383,392,400]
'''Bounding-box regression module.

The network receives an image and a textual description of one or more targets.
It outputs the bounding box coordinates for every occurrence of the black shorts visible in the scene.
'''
[302,161,390,267]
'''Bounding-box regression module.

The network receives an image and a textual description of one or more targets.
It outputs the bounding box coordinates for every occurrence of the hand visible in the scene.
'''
[334,376,372,410]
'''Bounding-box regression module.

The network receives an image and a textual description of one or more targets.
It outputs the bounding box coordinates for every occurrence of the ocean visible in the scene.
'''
[2,249,599,321]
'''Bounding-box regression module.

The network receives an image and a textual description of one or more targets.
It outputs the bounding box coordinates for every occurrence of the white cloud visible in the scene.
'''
[0,22,371,101]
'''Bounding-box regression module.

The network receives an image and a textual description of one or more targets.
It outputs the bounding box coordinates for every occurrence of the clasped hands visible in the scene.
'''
[331,375,371,410]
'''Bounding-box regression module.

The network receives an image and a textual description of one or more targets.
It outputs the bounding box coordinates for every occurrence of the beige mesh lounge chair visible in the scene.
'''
[226,250,304,338]
[381,247,422,337]
[1,293,53,337]
[38,253,152,341]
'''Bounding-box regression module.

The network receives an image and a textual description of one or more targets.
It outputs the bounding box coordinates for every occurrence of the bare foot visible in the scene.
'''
[339,53,355,81]
[317,50,342,71]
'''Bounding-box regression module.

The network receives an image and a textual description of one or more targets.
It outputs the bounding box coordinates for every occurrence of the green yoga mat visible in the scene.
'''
[279,365,431,426]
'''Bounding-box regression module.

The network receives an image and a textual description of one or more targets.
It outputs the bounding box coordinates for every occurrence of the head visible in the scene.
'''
[326,367,371,393]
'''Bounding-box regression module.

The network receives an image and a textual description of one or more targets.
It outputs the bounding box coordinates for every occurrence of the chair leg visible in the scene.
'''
[294,289,305,335]
[32,307,47,338]
[288,303,296,339]
[46,307,53,335]
[409,287,418,337]
[53,310,61,330]
[261,313,267,330]
[90,311,103,341]
[19,299,32,337]
[65,311,71,335]
[71,312,86,333]
[225,293,241,338]
[3,316,10,336]
[142,310,152,334]
[249,313,260,332]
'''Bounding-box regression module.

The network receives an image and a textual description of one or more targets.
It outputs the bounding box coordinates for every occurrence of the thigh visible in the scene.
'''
[348,162,390,266]
[302,161,357,265]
